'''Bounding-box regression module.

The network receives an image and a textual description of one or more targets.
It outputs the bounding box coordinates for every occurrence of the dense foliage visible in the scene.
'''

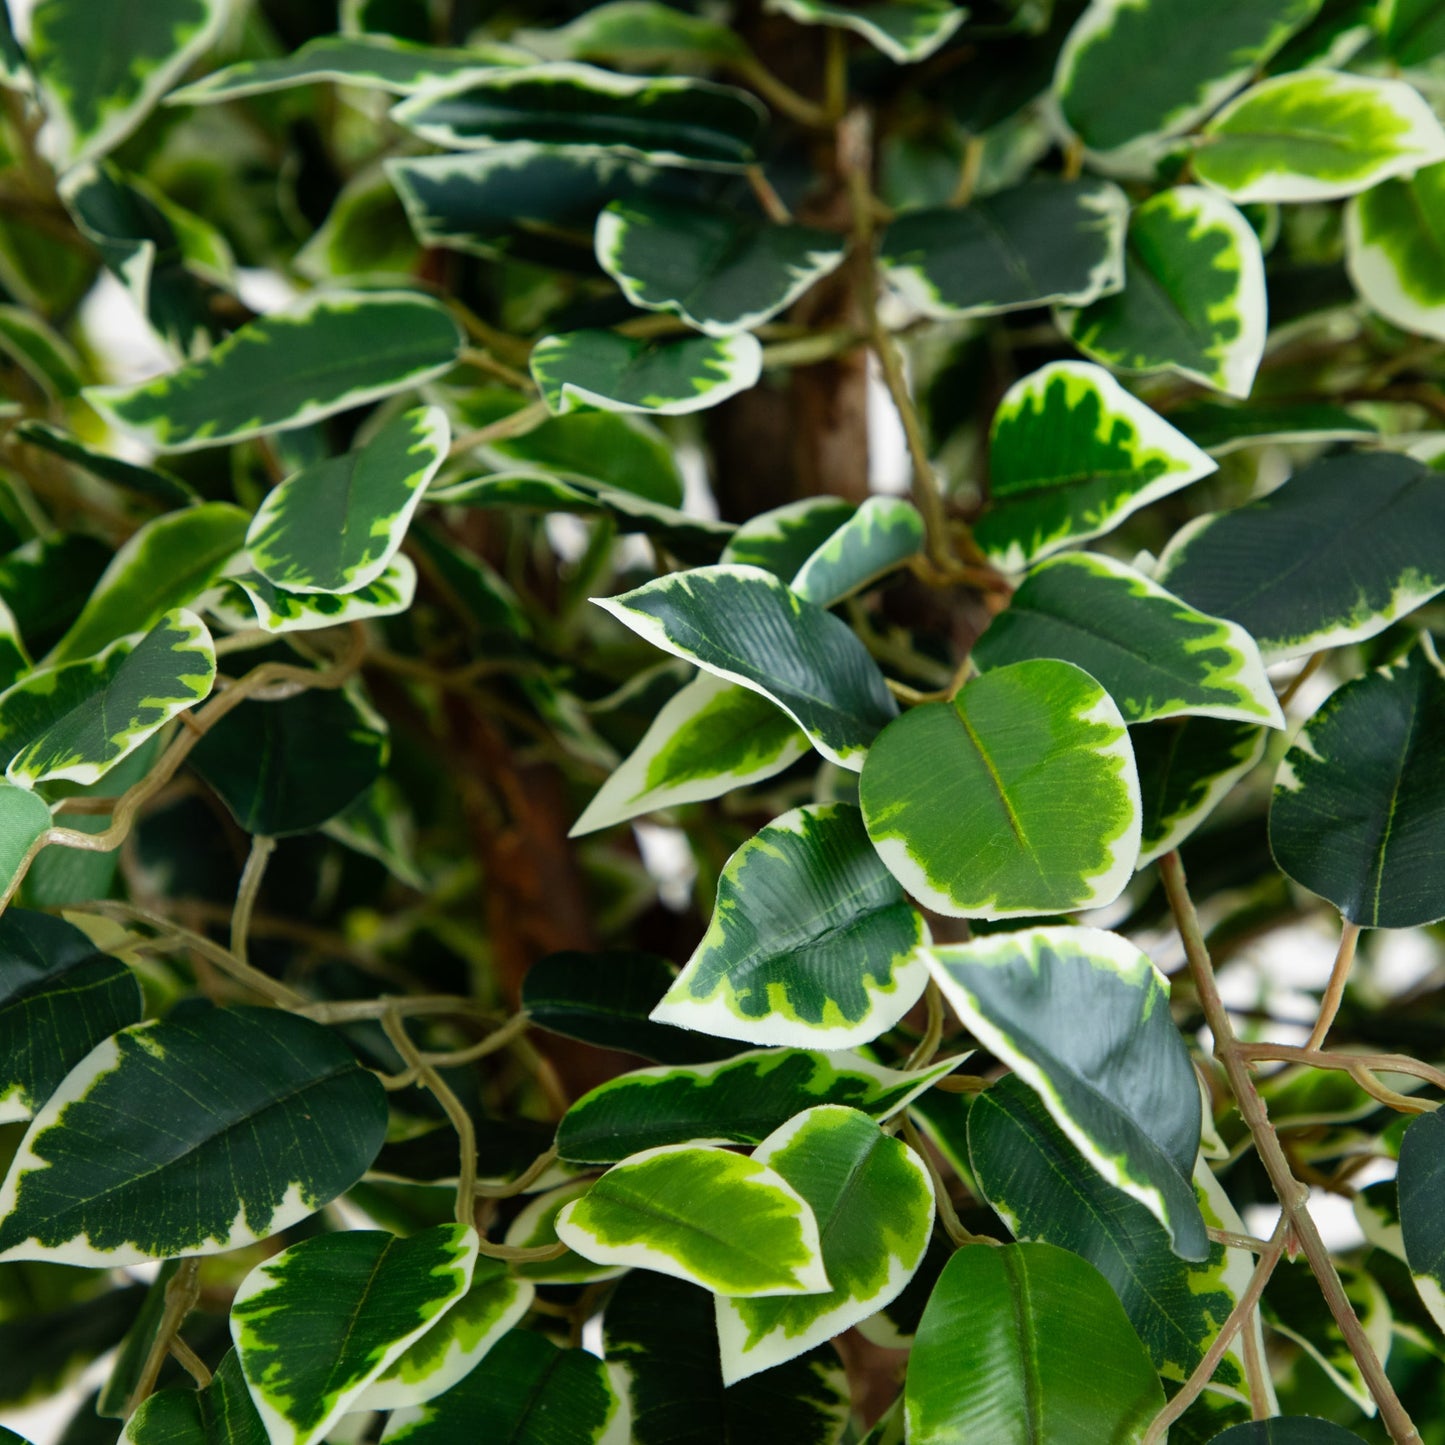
[2,0,1445,1441]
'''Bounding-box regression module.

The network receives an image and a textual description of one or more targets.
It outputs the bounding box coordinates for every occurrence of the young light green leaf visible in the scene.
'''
[596,198,844,336]
[0,1005,387,1266]
[352,1259,533,1413]
[231,1225,477,1445]
[531,329,762,417]
[1158,452,1445,660]
[976,361,1216,572]
[556,1143,829,1295]
[1134,716,1267,866]
[391,63,766,168]
[15,421,197,506]
[928,926,1207,1258]
[0,784,49,905]
[0,908,142,1124]
[380,1329,627,1445]
[717,1106,934,1382]
[765,0,967,63]
[124,1351,268,1445]
[973,553,1283,727]
[1170,400,1376,457]
[48,503,247,664]
[1398,1108,1445,1336]
[296,167,420,285]
[210,555,417,635]
[906,1242,1164,1444]
[652,804,930,1048]
[28,0,229,167]
[1271,642,1445,929]
[247,406,446,594]
[85,291,463,452]
[790,497,924,606]
[597,565,896,769]
[1193,69,1445,204]
[1059,187,1266,399]
[4,609,216,789]
[557,1047,965,1163]
[859,659,1140,919]
[1346,160,1445,342]
[879,179,1127,320]
[1054,0,1321,161]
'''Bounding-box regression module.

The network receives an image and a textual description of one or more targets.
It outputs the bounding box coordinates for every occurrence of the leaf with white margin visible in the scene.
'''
[85,291,463,453]
[27,0,229,168]
[595,565,897,770]
[247,406,445,594]
[717,1106,934,1382]
[15,420,197,508]
[928,925,1208,1259]
[557,1046,966,1163]
[380,1328,628,1445]
[124,1351,267,1445]
[519,1,752,67]
[596,198,844,337]
[1171,400,1376,457]
[722,497,856,579]
[1346,160,1445,343]
[1134,716,1267,867]
[652,804,930,1048]
[1158,451,1445,661]
[391,63,766,169]
[879,179,1127,321]
[972,553,1283,728]
[791,497,924,606]
[766,0,966,62]
[208,554,417,635]
[1059,187,1266,399]
[1398,1107,1445,1337]
[531,329,762,417]
[231,1225,477,1445]
[1193,69,1445,205]
[3,609,216,789]
[975,361,1216,572]
[351,1259,534,1414]
[1054,0,1321,162]
[0,785,50,906]
[502,1180,629,1284]
[556,1143,829,1295]
[0,305,83,398]
[169,32,516,103]
[0,6,32,96]
[0,1004,387,1266]
[859,659,1140,920]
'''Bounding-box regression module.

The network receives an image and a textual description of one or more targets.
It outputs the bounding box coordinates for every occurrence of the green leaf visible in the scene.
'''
[1158,452,1445,660]
[392,63,765,168]
[717,1106,934,1381]
[85,291,463,453]
[0,305,83,398]
[27,0,229,167]
[296,168,420,286]
[14,421,197,507]
[1054,0,1321,160]
[189,686,387,837]
[1398,1108,1445,1335]
[0,778,48,891]
[209,556,417,635]
[1194,69,1445,204]
[353,1258,533,1413]
[596,198,844,336]
[1170,400,1377,456]
[0,5,31,96]
[1270,641,1445,928]
[973,553,1283,727]
[49,503,247,664]
[969,1074,1257,1387]
[1209,1422,1370,1444]
[1346,160,1445,342]
[766,0,967,62]
[246,406,445,595]
[0,533,111,654]
[791,497,924,606]
[976,361,1216,572]
[652,803,930,1047]
[531,329,761,417]
[1379,0,1445,65]
[722,498,856,580]
[1059,187,1267,399]
[169,33,513,103]
[859,659,1140,919]
[1134,716,1267,866]
[605,1271,849,1445]
[379,1328,626,1445]
[878,179,1127,320]
[596,565,897,770]
[503,1180,629,1284]
[521,2,751,67]
[557,1046,964,1163]
[0,908,142,1124]
[556,1143,829,1295]
[0,1004,387,1265]
[905,1242,1164,1444]
[231,1225,477,1445]
[929,925,1207,1258]
[124,1351,268,1445]
[3,609,216,789]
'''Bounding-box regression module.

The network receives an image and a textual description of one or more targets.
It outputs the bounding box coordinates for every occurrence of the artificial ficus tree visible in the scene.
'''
[3,1,1445,1443]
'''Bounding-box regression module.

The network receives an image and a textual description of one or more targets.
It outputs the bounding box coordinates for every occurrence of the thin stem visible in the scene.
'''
[1278,651,1326,708]
[231,835,275,969]
[1306,918,1362,1051]
[475,1238,569,1263]
[746,165,792,224]
[447,399,550,459]
[905,979,945,1069]
[420,1011,531,1067]
[823,27,848,122]
[476,1146,560,1200]
[169,1337,212,1389]
[459,346,535,392]
[731,57,830,130]
[901,1114,996,1249]
[129,1258,203,1412]
[1158,851,1421,1445]
[1233,1043,1445,1096]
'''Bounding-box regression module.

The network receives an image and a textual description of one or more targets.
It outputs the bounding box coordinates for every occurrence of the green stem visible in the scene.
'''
[231,835,275,969]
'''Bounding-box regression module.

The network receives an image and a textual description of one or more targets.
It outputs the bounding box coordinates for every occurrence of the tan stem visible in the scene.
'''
[231,835,275,969]
[1306,918,1362,1051]
[128,1257,202,1412]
